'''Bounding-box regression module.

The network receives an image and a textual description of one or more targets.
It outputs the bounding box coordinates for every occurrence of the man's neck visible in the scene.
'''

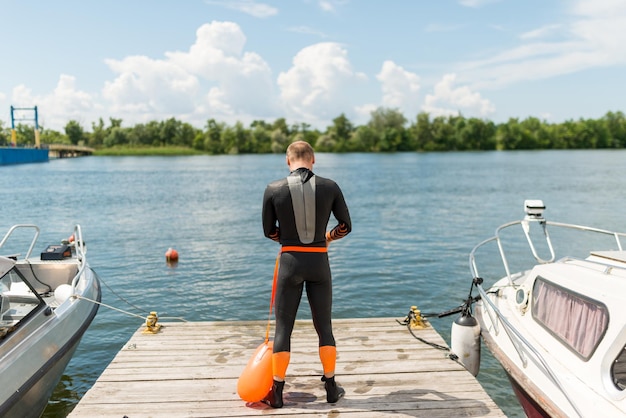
[289,160,313,171]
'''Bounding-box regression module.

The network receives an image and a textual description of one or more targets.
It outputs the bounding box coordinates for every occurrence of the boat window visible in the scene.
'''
[614,345,626,390]
[532,277,608,360]
[0,268,44,339]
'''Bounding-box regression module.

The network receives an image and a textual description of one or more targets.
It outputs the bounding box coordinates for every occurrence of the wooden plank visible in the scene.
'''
[69,318,505,418]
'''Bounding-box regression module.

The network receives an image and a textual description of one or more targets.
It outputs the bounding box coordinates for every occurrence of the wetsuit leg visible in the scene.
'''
[304,254,335,347]
[273,252,335,350]
[273,253,305,353]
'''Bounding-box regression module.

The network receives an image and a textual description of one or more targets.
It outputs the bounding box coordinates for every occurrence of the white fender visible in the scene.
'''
[451,314,481,376]
[54,284,73,305]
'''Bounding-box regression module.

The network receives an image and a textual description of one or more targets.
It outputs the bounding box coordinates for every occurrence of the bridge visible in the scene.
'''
[47,144,95,158]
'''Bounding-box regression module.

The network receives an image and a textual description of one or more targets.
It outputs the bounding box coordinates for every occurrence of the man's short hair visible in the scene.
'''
[287,141,315,161]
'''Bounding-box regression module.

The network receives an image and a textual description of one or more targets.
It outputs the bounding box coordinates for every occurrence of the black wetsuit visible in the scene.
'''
[262,167,351,353]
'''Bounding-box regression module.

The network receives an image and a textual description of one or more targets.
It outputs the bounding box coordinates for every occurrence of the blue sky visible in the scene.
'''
[1,0,625,131]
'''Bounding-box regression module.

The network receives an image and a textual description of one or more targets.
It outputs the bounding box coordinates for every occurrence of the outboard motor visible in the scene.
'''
[451,312,481,376]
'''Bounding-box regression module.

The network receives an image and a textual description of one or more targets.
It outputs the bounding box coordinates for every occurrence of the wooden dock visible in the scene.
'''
[68,318,506,417]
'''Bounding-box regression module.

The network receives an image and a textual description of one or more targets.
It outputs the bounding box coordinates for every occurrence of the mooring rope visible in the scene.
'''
[73,295,187,322]
[72,270,188,322]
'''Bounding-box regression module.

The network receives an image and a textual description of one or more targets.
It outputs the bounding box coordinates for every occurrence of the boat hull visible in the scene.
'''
[506,373,551,418]
[477,303,566,418]
[0,269,101,418]
[0,147,49,165]
[2,338,81,418]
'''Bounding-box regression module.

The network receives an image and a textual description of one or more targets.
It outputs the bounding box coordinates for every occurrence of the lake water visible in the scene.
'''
[2,150,626,417]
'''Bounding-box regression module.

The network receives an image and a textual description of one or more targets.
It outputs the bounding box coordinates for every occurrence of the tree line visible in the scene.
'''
[2,108,626,153]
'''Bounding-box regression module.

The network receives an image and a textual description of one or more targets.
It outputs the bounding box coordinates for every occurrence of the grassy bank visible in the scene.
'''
[93,146,204,156]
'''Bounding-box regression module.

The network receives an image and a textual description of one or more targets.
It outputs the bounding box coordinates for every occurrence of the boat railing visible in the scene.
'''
[0,224,89,293]
[0,224,41,260]
[70,225,88,291]
[470,218,626,286]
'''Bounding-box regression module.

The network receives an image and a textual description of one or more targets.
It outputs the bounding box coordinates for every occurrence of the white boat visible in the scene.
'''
[451,200,626,417]
[0,224,101,418]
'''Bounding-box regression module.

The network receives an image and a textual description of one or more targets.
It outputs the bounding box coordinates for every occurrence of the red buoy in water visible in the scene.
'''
[165,248,179,262]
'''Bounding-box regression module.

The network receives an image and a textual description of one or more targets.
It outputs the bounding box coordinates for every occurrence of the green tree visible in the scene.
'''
[103,126,128,147]
[0,120,11,145]
[519,117,551,149]
[315,133,336,152]
[15,124,36,145]
[348,125,376,152]
[457,118,497,150]
[220,121,249,154]
[272,118,290,137]
[192,131,205,151]
[88,118,106,148]
[409,112,433,151]
[250,122,272,153]
[585,118,610,148]
[65,120,85,145]
[429,116,456,151]
[298,123,320,147]
[158,118,176,146]
[366,107,408,151]
[203,119,224,154]
[496,118,540,150]
[603,111,626,148]
[326,114,354,151]
[40,128,68,144]
[126,123,150,146]
[270,129,289,153]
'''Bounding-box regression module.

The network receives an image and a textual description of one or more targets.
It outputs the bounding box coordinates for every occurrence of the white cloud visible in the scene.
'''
[277,42,367,124]
[11,75,97,129]
[460,0,626,90]
[571,0,626,17]
[168,22,276,117]
[318,1,334,12]
[204,0,278,18]
[102,21,277,127]
[376,61,421,115]
[422,73,495,117]
[103,56,199,116]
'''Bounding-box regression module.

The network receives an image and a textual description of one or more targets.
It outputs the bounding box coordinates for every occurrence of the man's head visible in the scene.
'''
[286,141,315,170]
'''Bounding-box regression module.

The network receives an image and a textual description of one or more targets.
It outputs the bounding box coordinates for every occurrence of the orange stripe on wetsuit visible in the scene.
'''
[281,246,327,253]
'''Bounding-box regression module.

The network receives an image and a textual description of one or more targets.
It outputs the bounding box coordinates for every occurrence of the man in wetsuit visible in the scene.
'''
[261,141,352,408]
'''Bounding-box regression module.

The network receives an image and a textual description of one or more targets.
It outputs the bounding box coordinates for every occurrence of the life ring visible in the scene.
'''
[237,341,273,402]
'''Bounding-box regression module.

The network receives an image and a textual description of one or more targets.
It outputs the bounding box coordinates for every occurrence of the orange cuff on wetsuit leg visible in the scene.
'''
[272,351,291,380]
[319,345,336,375]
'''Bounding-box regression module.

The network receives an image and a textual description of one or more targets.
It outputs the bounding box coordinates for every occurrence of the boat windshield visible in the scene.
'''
[0,267,45,339]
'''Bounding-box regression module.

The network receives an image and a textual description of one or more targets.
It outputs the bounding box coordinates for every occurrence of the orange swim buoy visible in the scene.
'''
[237,341,273,402]
[165,248,179,262]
